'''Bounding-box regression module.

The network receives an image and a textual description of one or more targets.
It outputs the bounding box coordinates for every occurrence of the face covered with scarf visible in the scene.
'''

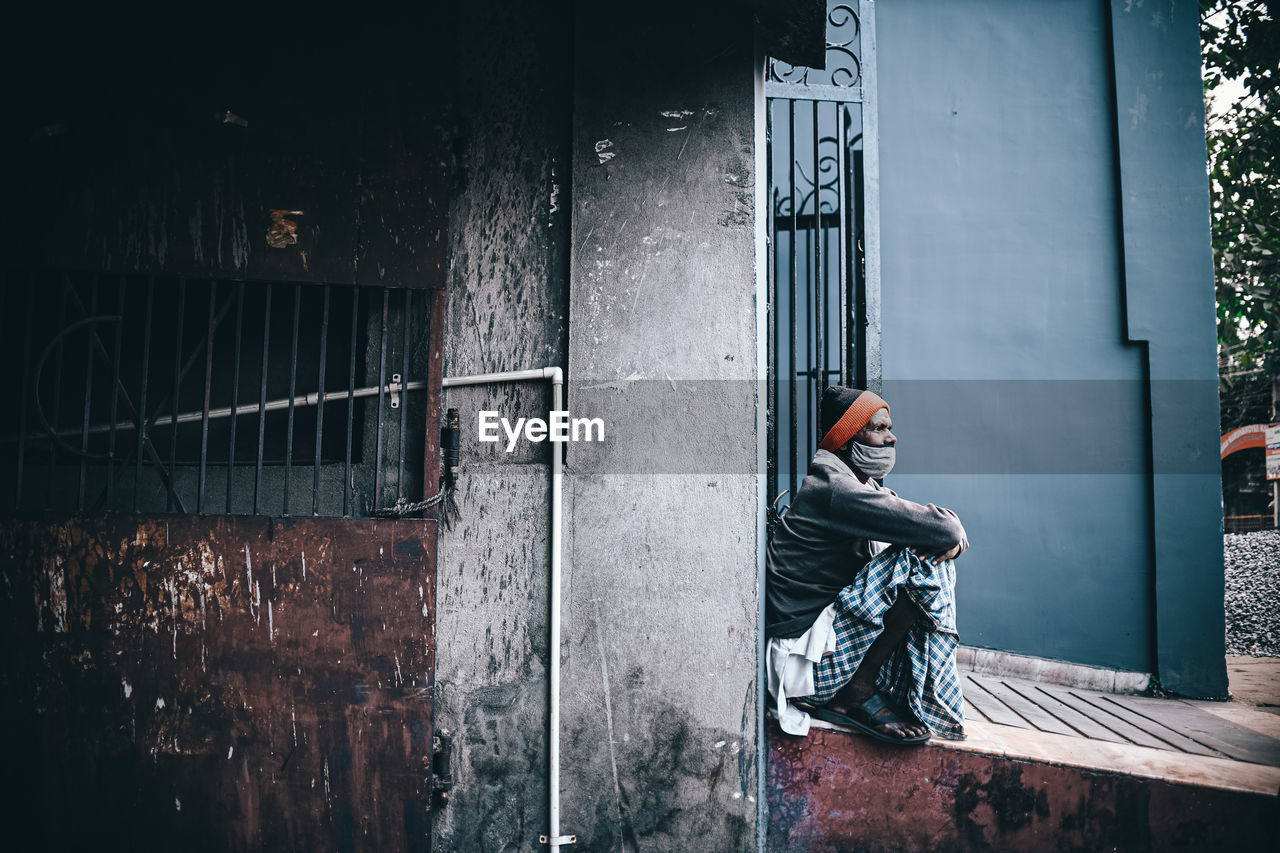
[841,407,896,479]
[818,386,897,481]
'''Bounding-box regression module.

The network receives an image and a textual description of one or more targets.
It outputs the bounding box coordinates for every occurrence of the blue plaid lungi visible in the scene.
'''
[800,546,966,739]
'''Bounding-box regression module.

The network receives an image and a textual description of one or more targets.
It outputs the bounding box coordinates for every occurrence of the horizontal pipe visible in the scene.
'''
[7,380,428,441]
[13,367,568,443]
[442,367,562,387]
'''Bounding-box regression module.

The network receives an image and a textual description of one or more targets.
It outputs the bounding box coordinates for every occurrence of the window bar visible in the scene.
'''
[812,100,825,439]
[167,279,186,512]
[422,289,446,511]
[226,282,245,514]
[0,274,7,503]
[0,273,6,389]
[61,281,142,508]
[837,105,850,386]
[804,206,814,468]
[766,106,778,510]
[48,278,70,509]
[374,289,390,511]
[824,219,834,384]
[344,287,359,517]
[106,278,126,506]
[93,274,218,514]
[197,282,217,513]
[312,285,330,516]
[77,277,100,510]
[254,284,273,515]
[15,274,35,509]
[852,146,867,387]
[398,289,411,502]
[788,100,799,501]
[84,327,182,513]
[283,285,301,516]
[150,291,237,422]
[133,279,154,511]
[127,285,236,469]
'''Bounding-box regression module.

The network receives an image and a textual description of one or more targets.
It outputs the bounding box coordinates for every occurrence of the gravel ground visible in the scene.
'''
[1225,530,1280,656]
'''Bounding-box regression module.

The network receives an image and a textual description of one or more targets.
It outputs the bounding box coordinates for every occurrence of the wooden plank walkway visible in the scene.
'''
[961,673,1280,767]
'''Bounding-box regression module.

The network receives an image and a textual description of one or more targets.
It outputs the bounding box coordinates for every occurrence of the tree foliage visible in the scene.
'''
[1201,0,1279,419]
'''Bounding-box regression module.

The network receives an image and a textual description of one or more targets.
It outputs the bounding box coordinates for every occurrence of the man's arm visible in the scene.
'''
[823,476,967,554]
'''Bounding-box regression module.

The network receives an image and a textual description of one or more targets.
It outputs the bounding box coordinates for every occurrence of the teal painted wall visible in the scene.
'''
[874,0,1225,693]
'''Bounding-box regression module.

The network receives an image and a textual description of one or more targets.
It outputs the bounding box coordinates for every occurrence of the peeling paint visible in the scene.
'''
[1,515,437,849]
[767,721,1274,850]
[47,556,68,633]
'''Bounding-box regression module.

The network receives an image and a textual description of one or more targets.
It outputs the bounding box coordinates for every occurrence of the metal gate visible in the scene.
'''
[766,0,881,511]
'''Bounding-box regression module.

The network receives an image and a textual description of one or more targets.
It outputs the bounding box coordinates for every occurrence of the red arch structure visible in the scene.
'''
[1221,424,1269,459]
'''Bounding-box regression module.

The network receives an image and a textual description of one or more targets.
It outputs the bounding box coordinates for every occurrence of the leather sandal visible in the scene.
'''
[794,693,931,745]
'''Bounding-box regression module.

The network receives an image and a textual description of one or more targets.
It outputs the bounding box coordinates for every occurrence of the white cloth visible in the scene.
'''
[766,449,888,735]
[768,602,838,735]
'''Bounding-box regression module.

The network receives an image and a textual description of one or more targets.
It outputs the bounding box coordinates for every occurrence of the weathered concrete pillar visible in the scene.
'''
[563,2,761,848]
[432,3,571,850]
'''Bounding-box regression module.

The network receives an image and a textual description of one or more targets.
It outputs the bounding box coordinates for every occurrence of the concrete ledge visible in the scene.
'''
[767,720,1279,852]
[798,715,1280,796]
[958,645,1151,695]
[1195,701,1280,740]
[943,719,1280,796]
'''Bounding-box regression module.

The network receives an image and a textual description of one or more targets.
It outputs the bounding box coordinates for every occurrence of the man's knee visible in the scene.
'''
[885,588,922,625]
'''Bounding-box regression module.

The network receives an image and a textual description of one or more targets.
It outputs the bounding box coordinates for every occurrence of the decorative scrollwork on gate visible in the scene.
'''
[773,128,865,221]
[768,4,862,93]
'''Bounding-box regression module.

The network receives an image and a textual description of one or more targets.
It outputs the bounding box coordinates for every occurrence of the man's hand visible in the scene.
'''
[911,539,967,565]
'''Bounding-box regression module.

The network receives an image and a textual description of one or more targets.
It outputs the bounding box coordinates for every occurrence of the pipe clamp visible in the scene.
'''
[539,834,576,847]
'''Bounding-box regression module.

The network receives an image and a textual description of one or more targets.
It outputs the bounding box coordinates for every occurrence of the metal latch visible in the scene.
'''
[431,731,453,805]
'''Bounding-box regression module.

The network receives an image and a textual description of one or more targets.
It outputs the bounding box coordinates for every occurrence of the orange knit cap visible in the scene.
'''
[818,388,890,451]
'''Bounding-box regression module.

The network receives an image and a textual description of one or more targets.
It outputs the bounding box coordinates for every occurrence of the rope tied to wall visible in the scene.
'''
[372,407,462,529]
[371,486,460,529]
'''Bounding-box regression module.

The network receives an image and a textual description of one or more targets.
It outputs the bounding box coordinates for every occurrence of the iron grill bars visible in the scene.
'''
[765,1,876,514]
[0,272,434,518]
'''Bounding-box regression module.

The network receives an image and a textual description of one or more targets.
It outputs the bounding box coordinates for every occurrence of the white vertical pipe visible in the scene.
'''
[752,39,770,853]
[440,365,568,846]
[548,367,564,843]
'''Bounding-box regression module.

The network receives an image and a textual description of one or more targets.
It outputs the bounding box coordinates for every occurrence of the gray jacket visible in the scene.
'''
[766,454,967,639]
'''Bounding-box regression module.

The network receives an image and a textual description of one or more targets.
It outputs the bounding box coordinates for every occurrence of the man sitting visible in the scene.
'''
[766,386,968,744]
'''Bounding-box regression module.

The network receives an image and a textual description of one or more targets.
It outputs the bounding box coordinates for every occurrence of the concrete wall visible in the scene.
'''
[433,2,760,850]
[431,2,571,850]
[1106,0,1226,697]
[561,2,761,849]
[875,0,1225,693]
